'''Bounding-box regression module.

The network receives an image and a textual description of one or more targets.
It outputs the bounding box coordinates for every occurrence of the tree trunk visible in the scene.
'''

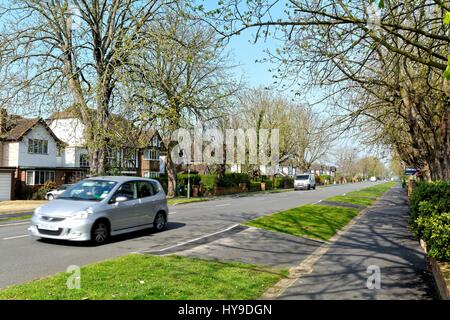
[166,149,177,197]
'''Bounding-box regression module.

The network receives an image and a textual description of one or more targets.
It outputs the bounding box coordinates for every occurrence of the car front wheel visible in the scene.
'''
[47,194,54,201]
[91,221,109,245]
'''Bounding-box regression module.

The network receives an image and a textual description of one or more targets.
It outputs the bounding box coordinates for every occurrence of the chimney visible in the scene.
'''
[0,108,7,136]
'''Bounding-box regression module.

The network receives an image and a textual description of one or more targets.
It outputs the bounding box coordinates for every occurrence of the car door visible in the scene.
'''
[136,181,157,225]
[107,181,141,232]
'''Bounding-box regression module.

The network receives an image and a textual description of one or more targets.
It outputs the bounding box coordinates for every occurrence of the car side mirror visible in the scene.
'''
[115,196,128,204]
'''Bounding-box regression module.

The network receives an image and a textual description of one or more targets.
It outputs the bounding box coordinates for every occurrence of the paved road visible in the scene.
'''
[279,185,438,300]
[0,182,380,289]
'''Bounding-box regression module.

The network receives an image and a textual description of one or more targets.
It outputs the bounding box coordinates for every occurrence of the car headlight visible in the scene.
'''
[34,206,42,215]
[70,209,93,220]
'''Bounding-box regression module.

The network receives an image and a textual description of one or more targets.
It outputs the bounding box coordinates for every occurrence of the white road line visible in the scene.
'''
[2,235,30,240]
[154,224,240,252]
[314,200,323,204]
[0,222,29,228]
[215,203,231,207]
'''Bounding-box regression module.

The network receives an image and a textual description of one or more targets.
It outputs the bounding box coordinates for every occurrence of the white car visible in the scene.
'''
[370,176,377,182]
[45,184,73,201]
[294,174,316,190]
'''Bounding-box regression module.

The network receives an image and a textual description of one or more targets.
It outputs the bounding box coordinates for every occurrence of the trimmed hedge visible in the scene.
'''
[409,180,450,261]
[217,173,250,188]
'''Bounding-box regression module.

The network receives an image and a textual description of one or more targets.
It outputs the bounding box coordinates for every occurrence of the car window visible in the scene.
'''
[137,181,154,199]
[150,181,161,194]
[296,175,310,180]
[114,182,138,201]
[60,180,117,201]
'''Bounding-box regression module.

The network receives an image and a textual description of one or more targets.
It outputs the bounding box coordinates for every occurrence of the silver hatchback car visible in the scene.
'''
[29,176,169,244]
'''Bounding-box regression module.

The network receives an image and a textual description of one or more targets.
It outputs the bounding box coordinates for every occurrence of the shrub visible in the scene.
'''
[274,177,294,189]
[262,180,273,190]
[249,180,261,192]
[200,174,217,193]
[217,173,250,188]
[33,181,57,200]
[415,213,450,262]
[409,180,450,236]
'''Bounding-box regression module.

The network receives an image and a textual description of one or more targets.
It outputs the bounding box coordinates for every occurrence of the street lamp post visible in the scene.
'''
[187,163,191,200]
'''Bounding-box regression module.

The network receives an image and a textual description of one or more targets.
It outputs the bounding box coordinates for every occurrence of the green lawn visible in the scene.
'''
[0,215,32,222]
[325,195,375,206]
[0,254,286,300]
[167,197,210,206]
[245,205,358,241]
[325,182,397,207]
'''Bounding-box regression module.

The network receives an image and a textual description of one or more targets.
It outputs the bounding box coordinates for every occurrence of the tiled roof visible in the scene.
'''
[1,115,65,145]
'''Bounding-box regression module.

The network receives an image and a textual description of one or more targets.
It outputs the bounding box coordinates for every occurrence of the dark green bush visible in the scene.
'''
[416,213,450,261]
[409,180,450,235]
[217,173,250,188]
[249,180,261,192]
[177,173,201,186]
[200,174,217,193]
[409,180,450,262]
[274,177,294,189]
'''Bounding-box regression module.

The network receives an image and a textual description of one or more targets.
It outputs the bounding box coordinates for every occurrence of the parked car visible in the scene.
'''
[370,176,378,182]
[29,176,169,244]
[45,184,73,201]
[294,174,316,190]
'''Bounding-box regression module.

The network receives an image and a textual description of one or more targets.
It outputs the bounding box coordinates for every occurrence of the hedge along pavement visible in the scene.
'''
[408,180,450,262]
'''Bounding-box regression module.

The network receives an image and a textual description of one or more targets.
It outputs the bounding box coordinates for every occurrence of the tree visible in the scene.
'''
[232,87,333,176]
[200,0,450,180]
[0,0,176,175]
[127,9,238,196]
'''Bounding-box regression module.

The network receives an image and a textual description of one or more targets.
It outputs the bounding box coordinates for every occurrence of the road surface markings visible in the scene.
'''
[314,200,323,204]
[215,203,231,207]
[2,235,30,241]
[153,224,240,253]
[0,222,29,228]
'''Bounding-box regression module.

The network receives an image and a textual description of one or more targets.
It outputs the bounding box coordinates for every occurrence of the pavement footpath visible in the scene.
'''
[278,185,438,300]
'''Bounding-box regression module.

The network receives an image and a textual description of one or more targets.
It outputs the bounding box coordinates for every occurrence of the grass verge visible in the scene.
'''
[325,182,397,207]
[245,205,358,242]
[167,197,210,206]
[0,215,32,222]
[0,254,287,300]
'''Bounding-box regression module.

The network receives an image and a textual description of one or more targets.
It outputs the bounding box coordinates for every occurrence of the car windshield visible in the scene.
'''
[296,175,310,180]
[58,180,118,202]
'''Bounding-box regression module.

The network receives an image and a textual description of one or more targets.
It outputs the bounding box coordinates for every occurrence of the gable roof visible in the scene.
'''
[49,106,165,150]
[1,115,66,145]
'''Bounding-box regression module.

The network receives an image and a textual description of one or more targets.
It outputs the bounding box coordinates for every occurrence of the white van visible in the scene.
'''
[294,174,316,191]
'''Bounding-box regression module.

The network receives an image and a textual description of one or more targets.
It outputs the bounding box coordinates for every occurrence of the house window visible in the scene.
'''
[143,171,160,178]
[57,146,65,157]
[28,139,48,155]
[26,170,55,186]
[151,135,160,148]
[80,154,90,168]
[144,149,160,160]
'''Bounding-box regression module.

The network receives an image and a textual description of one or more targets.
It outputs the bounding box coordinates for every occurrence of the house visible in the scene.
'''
[138,130,166,178]
[49,106,166,177]
[48,107,141,176]
[0,108,88,200]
